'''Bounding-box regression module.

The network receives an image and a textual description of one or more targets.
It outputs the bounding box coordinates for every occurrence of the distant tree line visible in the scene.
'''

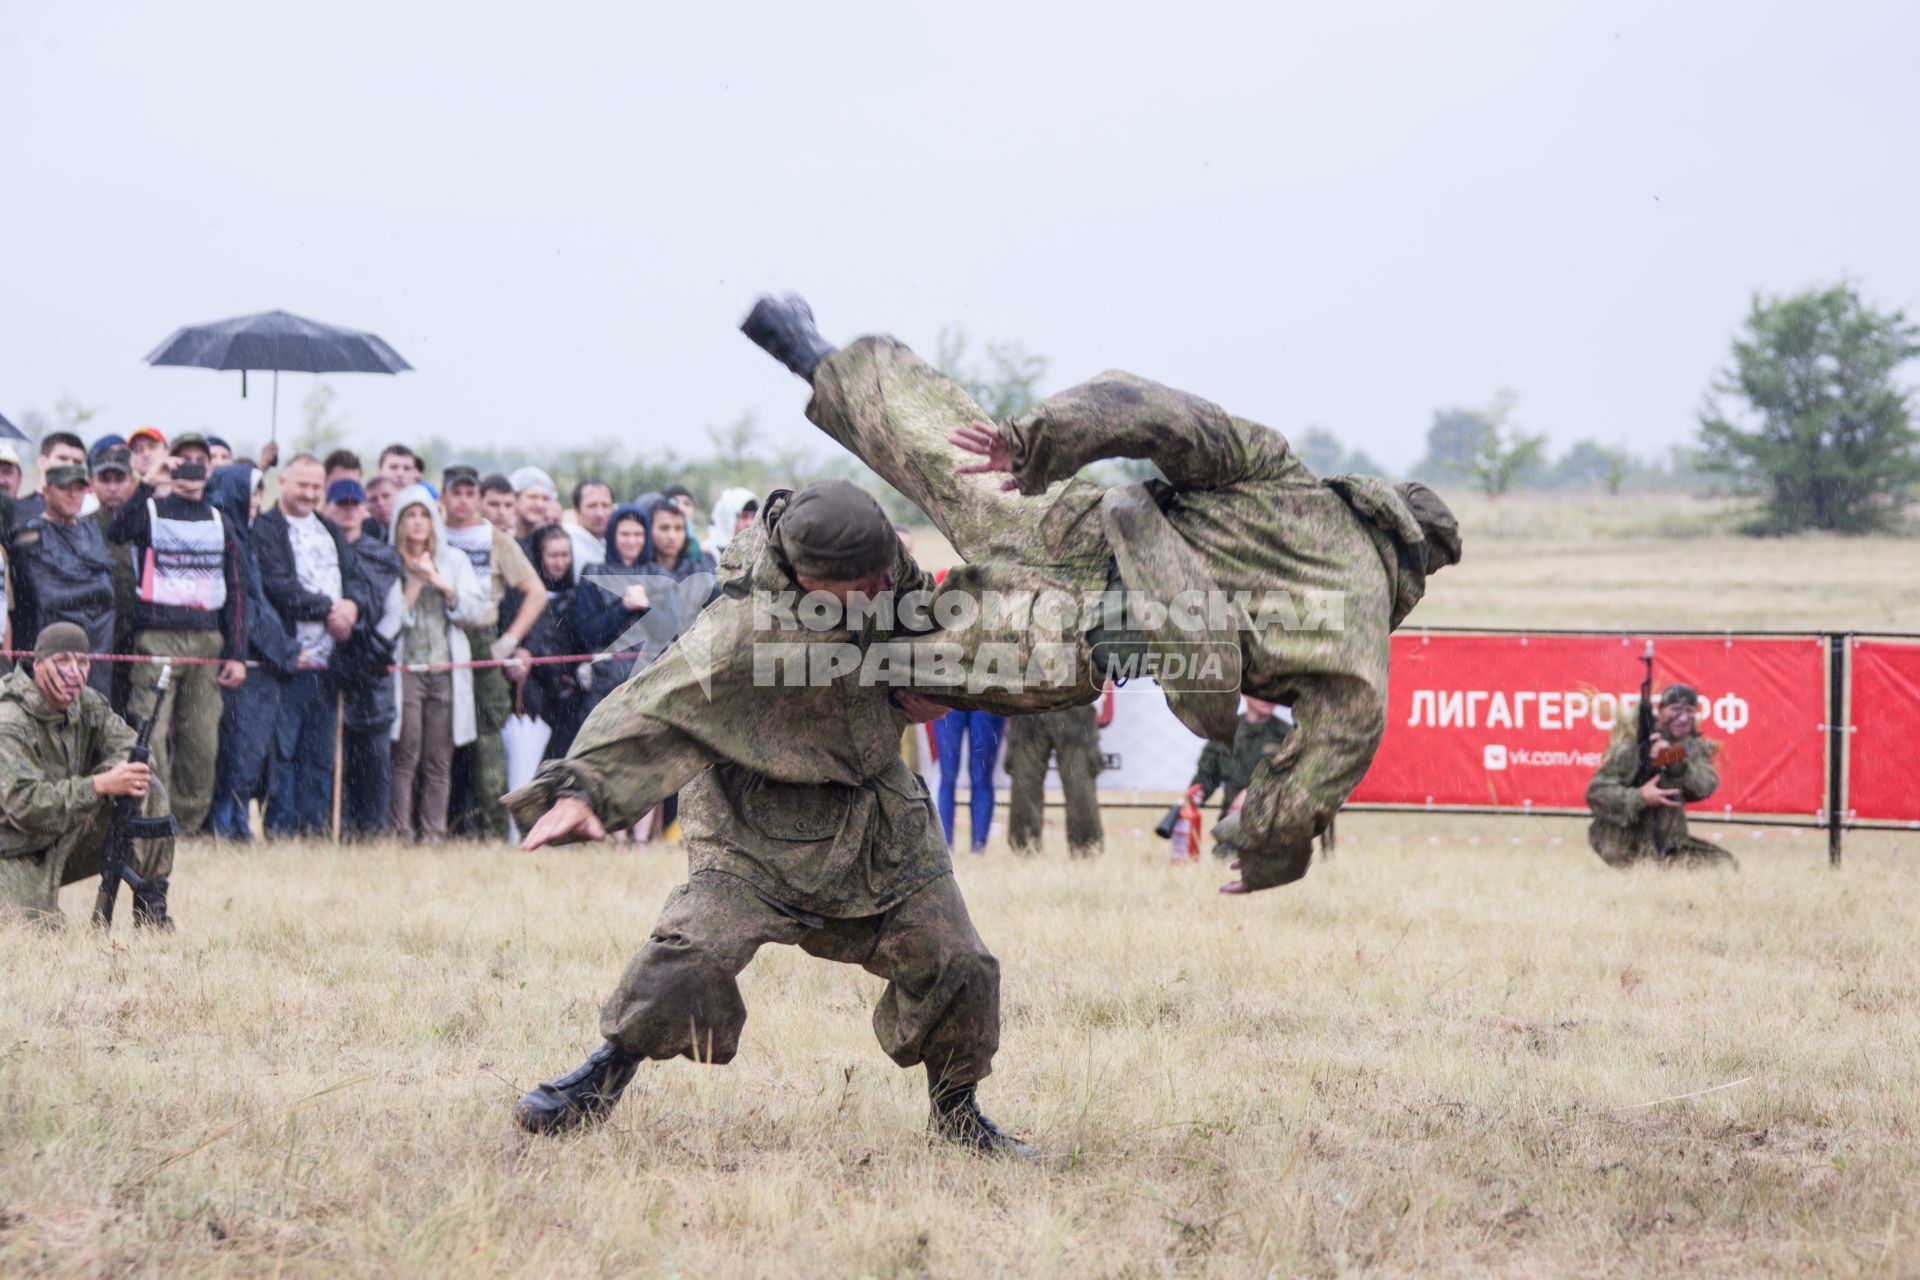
[18,285,1912,537]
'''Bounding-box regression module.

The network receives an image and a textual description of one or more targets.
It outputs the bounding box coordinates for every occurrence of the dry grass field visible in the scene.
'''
[3,494,1917,1278]
[3,822,1917,1278]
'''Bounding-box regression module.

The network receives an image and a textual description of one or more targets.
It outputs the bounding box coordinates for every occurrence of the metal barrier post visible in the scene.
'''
[1827,633,1847,869]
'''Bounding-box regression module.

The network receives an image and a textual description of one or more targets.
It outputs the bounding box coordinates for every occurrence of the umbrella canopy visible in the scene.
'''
[0,411,23,442]
[145,309,412,375]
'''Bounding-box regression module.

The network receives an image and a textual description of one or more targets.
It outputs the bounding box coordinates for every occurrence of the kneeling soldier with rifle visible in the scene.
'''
[0,622,180,926]
[1584,677,1733,870]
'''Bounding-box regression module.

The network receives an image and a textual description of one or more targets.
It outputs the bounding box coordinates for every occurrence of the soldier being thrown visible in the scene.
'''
[505,480,1032,1157]
[0,623,177,926]
[1585,683,1734,869]
[741,295,1462,894]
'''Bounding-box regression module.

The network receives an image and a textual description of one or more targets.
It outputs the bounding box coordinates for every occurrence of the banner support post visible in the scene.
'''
[1826,633,1846,869]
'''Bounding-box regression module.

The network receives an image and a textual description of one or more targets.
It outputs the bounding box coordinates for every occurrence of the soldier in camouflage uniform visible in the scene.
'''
[741,295,1461,895]
[0,623,177,927]
[1005,703,1105,858]
[504,480,1032,1156]
[1585,683,1733,869]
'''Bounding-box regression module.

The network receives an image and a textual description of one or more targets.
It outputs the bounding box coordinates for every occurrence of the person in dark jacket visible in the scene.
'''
[252,454,371,838]
[206,464,298,841]
[572,498,656,711]
[327,479,403,839]
[523,524,590,760]
[106,434,248,834]
[86,444,142,716]
[9,462,117,697]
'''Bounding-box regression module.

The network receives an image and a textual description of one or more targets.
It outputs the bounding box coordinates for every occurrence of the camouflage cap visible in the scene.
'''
[33,621,91,660]
[44,463,90,488]
[89,445,132,476]
[1395,482,1462,572]
[774,479,895,582]
[1660,684,1700,709]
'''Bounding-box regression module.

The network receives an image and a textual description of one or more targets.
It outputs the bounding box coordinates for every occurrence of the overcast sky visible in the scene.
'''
[4,0,1916,478]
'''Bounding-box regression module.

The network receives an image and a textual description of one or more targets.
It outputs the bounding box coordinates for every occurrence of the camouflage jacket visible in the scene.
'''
[1193,713,1293,816]
[1002,373,1442,889]
[1585,733,1719,865]
[505,493,950,917]
[0,668,133,859]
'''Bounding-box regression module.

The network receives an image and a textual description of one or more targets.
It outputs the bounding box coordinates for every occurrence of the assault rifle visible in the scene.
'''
[1629,642,1686,860]
[92,665,180,928]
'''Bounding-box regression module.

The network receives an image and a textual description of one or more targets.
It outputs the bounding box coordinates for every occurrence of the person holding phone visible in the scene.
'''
[107,433,248,837]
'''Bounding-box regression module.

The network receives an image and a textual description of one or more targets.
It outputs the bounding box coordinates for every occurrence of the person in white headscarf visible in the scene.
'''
[508,466,561,541]
[706,486,760,555]
[380,483,495,841]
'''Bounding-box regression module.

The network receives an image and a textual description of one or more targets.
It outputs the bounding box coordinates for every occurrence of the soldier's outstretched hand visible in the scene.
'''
[949,422,1020,491]
[521,796,607,849]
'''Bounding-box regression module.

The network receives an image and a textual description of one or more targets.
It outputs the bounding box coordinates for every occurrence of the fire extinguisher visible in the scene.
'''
[1169,786,1204,863]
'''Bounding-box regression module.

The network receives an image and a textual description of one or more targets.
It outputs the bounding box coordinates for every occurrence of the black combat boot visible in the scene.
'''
[131,877,175,932]
[740,293,838,381]
[514,1041,642,1135]
[929,1078,1037,1160]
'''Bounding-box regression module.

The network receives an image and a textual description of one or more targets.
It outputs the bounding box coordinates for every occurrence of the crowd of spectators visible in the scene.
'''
[0,429,757,845]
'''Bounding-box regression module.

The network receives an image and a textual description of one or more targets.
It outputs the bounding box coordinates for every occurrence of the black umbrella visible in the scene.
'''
[0,411,24,442]
[145,309,413,439]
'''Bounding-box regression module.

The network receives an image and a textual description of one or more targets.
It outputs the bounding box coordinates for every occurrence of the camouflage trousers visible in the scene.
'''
[807,337,1114,716]
[127,629,224,835]
[1005,705,1105,858]
[459,646,512,841]
[1588,821,1738,870]
[601,870,1000,1086]
[0,780,175,926]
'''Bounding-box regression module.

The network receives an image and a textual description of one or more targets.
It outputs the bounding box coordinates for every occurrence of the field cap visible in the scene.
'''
[90,445,133,476]
[34,621,91,660]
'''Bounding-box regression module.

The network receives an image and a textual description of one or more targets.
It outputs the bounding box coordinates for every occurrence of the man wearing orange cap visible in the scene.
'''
[127,426,168,479]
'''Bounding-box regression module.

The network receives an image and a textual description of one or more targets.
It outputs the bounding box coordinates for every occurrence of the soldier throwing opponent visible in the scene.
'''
[741,295,1461,894]
[505,480,1032,1156]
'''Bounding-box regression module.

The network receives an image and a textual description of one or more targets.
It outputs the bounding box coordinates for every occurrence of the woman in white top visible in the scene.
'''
[379,484,494,841]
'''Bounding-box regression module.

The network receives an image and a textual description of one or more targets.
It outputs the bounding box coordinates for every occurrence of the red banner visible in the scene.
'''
[1349,633,1829,819]
[1847,640,1920,824]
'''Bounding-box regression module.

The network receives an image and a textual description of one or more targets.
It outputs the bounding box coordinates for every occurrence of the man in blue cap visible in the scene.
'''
[325,477,402,839]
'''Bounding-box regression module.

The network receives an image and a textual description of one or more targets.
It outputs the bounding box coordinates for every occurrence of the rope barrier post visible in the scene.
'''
[1827,633,1847,870]
[331,689,345,845]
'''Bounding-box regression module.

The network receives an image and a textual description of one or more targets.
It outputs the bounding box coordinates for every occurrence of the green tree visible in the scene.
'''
[1449,390,1546,497]
[1548,439,1634,494]
[295,382,348,456]
[1411,408,1491,482]
[1699,284,1920,533]
[935,327,1046,421]
[1297,424,1388,478]
[17,393,101,446]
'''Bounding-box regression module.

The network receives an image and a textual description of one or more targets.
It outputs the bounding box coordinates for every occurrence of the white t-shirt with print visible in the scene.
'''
[285,511,344,665]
